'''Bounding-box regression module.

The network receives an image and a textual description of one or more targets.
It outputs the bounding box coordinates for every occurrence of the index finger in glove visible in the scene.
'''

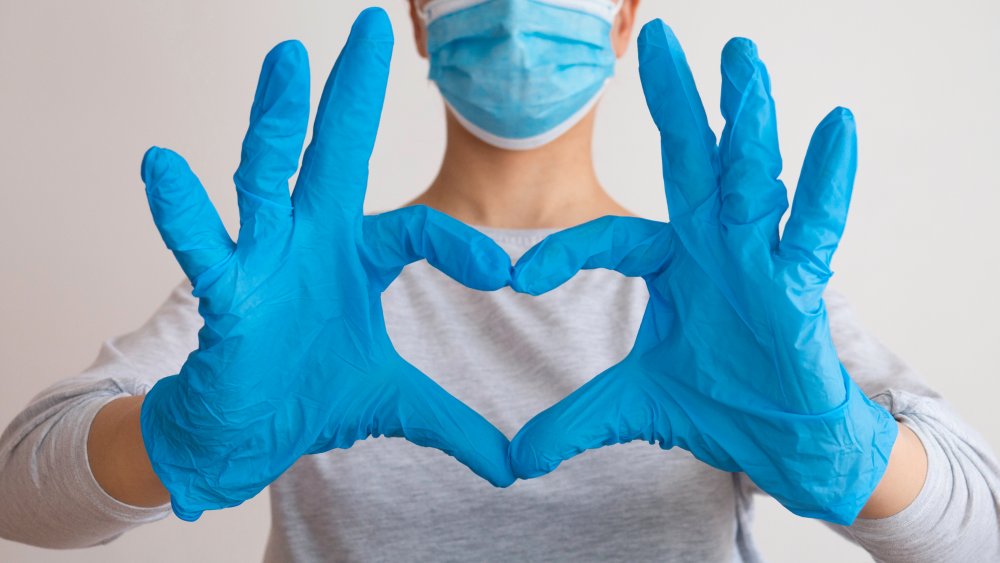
[362,205,512,291]
[510,216,673,296]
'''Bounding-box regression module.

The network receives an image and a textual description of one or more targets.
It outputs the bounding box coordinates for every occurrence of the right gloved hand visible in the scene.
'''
[139,9,515,522]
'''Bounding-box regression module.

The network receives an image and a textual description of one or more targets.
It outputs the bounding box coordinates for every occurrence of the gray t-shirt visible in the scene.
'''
[1,226,998,562]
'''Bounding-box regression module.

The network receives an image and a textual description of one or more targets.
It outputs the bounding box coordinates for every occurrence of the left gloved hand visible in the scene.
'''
[507,20,898,525]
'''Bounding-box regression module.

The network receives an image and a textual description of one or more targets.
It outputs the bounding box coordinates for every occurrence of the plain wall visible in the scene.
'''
[1,0,997,561]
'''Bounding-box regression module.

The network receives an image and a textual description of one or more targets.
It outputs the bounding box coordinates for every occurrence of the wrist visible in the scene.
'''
[87,395,170,508]
[857,421,928,519]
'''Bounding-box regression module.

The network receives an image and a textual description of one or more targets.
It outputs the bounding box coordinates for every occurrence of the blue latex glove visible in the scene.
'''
[139,9,515,522]
[509,21,898,525]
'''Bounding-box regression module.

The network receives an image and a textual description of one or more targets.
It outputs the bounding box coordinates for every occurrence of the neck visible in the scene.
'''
[409,107,631,229]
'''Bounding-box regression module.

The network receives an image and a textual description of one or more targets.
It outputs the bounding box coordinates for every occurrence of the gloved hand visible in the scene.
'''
[139,9,515,522]
[508,20,898,525]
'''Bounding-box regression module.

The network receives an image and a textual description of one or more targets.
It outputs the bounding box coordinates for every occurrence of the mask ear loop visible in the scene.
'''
[541,0,624,23]
[424,0,622,25]
[417,1,436,25]
[610,0,624,18]
[419,0,486,25]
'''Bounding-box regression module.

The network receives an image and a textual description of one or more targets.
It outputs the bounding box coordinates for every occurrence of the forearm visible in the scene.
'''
[0,389,170,548]
[87,395,169,508]
[829,390,1000,562]
[858,421,927,519]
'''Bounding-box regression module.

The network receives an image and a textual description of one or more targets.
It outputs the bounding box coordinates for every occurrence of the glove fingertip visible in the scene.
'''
[488,469,517,488]
[171,498,203,523]
[818,106,856,133]
[510,263,556,296]
[509,434,559,480]
[720,37,762,100]
[509,263,535,295]
[511,242,577,296]
[352,7,394,45]
[832,105,855,121]
[637,18,673,51]
[721,36,758,62]
[466,236,513,291]
[140,146,170,186]
[267,38,307,65]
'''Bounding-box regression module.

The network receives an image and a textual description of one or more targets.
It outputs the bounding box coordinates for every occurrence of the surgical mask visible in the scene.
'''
[420,0,622,151]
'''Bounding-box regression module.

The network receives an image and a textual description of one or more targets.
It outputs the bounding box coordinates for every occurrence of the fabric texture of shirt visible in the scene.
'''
[1,226,998,562]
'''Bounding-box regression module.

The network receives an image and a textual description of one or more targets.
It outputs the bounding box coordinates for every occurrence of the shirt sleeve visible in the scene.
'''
[815,289,1000,562]
[0,281,200,548]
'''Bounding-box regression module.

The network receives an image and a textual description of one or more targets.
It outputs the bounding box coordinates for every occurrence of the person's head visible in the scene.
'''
[406,0,641,152]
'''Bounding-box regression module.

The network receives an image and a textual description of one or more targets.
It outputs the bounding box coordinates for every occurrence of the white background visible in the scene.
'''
[1,0,997,561]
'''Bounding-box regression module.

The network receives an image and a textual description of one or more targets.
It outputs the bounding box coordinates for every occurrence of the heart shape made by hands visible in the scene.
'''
[140,8,895,528]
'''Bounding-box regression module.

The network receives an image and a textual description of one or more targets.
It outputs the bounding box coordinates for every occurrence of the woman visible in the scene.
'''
[1,1,998,561]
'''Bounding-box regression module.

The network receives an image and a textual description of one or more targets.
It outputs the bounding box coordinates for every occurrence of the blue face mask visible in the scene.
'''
[421,0,621,150]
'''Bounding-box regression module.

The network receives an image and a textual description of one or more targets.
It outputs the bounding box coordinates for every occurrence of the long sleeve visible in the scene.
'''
[0,282,199,548]
[815,290,1000,561]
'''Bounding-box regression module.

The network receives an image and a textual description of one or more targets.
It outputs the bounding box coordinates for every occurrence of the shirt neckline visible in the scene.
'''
[469,224,563,244]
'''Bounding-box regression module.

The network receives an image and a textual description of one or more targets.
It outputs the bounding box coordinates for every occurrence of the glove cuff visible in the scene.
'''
[759,370,899,525]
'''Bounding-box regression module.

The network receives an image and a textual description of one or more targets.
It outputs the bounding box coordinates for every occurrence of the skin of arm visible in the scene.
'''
[858,421,928,519]
[87,395,169,508]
